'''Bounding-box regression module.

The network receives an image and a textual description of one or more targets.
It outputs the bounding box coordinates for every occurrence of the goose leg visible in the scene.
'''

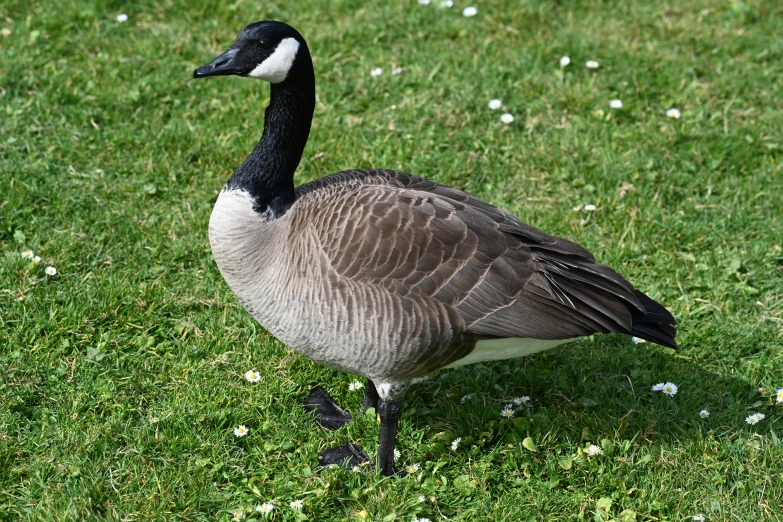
[303,385,352,430]
[361,378,380,412]
[377,400,402,476]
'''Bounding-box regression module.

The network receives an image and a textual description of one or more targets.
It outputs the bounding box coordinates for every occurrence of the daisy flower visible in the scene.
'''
[348,381,364,391]
[418,0,431,4]
[513,396,530,405]
[560,56,570,67]
[583,204,597,212]
[352,465,362,473]
[460,394,474,403]
[572,205,582,212]
[116,14,128,22]
[488,99,502,110]
[394,448,401,461]
[651,383,665,392]
[500,113,514,124]
[412,518,431,522]
[370,67,383,78]
[391,67,404,76]
[585,60,600,69]
[609,99,623,109]
[666,108,681,119]
[693,516,705,522]
[776,388,783,403]
[45,266,57,276]
[1,28,11,37]
[406,463,420,473]
[440,0,454,7]
[462,6,478,17]
[233,425,249,437]
[33,256,41,264]
[632,337,646,344]
[232,511,244,520]
[699,409,710,419]
[746,412,765,425]
[500,404,514,418]
[419,495,427,503]
[451,437,461,450]
[290,500,304,510]
[21,250,34,259]
[586,444,603,456]
[256,503,275,514]
[244,370,261,383]
[662,382,678,396]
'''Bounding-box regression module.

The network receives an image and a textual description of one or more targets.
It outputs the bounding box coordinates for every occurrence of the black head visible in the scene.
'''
[193,21,309,83]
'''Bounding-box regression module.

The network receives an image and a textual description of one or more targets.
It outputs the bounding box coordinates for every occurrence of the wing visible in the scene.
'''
[295,169,676,345]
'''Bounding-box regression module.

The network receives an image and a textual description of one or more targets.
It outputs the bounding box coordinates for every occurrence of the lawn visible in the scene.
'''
[2,0,783,520]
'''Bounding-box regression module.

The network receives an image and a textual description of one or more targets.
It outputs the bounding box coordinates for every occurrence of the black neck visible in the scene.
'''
[227,57,315,217]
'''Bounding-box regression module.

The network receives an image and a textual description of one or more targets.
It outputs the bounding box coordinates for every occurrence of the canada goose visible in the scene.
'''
[193,21,677,477]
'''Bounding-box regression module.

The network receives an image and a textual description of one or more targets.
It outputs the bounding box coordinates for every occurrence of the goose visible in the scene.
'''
[193,20,677,477]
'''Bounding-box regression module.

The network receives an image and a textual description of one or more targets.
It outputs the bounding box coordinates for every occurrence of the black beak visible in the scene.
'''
[193,48,241,78]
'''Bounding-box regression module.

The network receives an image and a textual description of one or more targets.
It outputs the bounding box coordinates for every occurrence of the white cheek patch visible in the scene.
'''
[248,37,300,83]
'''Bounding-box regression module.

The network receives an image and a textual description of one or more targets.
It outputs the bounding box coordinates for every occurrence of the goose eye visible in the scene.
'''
[258,40,274,49]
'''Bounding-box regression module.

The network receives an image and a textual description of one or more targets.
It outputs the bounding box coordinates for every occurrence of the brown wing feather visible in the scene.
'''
[295,169,676,346]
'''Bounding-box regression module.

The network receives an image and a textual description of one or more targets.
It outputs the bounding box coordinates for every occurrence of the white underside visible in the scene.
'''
[445,337,574,368]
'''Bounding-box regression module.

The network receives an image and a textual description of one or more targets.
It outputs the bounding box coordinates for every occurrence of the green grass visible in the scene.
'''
[2,0,783,520]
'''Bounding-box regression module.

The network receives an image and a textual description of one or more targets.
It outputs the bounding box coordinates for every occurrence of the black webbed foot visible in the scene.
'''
[318,443,370,469]
[303,386,352,430]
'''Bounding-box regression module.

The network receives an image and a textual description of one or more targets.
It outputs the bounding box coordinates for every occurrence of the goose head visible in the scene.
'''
[193,21,308,84]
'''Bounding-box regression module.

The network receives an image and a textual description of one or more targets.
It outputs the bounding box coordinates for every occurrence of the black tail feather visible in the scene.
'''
[630,290,678,349]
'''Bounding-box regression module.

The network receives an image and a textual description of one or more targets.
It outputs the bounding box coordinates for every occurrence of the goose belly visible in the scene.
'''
[445,337,574,368]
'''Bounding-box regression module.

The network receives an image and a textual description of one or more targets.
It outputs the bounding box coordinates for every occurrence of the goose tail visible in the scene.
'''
[630,290,678,349]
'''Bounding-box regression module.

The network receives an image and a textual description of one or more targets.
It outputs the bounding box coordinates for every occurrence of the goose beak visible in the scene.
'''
[194,48,241,78]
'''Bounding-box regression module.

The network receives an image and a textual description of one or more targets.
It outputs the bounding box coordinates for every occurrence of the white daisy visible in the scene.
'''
[44,266,57,276]
[1,28,11,37]
[21,250,34,259]
[746,412,765,425]
[500,113,514,124]
[33,256,41,264]
[488,99,502,110]
[586,444,603,456]
[775,388,783,403]
[370,67,383,78]
[500,404,514,418]
[632,337,646,344]
[651,383,665,392]
[244,370,261,383]
[585,60,600,69]
[440,0,454,7]
[256,503,275,514]
[560,56,570,67]
[352,465,362,473]
[662,382,678,396]
[406,463,420,473]
[232,511,243,520]
[233,425,249,437]
[609,99,623,109]
[451,437,461,450]
[290,500,304,510]
[391,67,404,76]
[572,205,582,212]
[116,14,128,23]
[412,518,431,522]
[693,516,705,522]
[513,396,530,405]
[418,0,431,4]
[394,448,401,461]
[418,495,427,503]
[460,394,474,403]
[699,409,710,419]
[666,108,681,119]
[583,204,597,212]
[348,381,364,391]
[462,6,478,17]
